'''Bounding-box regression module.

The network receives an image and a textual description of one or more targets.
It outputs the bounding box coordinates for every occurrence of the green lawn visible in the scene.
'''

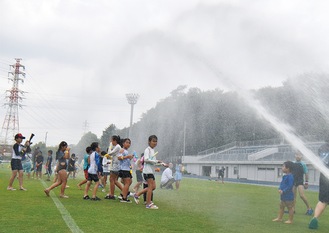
[0,165,327,233]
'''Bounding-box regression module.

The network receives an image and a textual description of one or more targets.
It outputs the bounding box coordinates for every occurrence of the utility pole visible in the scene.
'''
[82,120,89,134]
[45,132,48,146]
[126,93,139,138]
[0,58,25,146]
[183,121,186,157]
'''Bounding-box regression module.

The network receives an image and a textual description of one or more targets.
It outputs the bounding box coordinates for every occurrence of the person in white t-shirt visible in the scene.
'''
[133,135,167,209]
[83,142,102,201]
[160,163,175,189]
[105,135,123,200]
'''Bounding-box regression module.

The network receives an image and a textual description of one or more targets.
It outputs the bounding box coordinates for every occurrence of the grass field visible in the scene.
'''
[0,166,328,233]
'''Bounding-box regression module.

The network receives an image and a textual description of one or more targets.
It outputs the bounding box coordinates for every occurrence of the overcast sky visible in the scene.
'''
[1,0,328,147]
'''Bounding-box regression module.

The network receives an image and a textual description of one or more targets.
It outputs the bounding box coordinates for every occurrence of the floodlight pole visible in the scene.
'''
[126,93,139,138]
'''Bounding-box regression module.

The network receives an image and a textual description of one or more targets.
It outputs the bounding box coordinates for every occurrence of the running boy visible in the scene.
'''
[273,161,295,224]
[83,142,101,201]
[77,147,92,190]
[45,150,53,181]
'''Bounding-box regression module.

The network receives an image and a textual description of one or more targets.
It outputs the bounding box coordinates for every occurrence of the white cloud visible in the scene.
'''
[1,0,328,146]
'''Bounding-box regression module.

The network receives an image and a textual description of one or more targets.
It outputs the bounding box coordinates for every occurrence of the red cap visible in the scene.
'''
[15,133,25,139]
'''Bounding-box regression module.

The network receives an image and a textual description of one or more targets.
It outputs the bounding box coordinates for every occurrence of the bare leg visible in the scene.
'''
[92,181,99,198]
[18,170,25,189]
[297,185,311,209]
[314,201,327,218]
[8,170,18,188]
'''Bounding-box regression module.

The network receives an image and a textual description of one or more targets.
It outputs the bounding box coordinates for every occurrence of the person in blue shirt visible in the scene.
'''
[273,161,295,224]
[118,138,134,203]
[77,147,92,190]
[83,142,102,201]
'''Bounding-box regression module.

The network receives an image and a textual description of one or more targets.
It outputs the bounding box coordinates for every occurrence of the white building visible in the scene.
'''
[182,141,324,185]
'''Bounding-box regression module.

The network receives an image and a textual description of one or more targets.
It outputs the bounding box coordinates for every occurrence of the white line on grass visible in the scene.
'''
[41,180,84,233]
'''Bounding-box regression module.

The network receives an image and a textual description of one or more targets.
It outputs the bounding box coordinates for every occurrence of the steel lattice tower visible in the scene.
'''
[1,58,25,146]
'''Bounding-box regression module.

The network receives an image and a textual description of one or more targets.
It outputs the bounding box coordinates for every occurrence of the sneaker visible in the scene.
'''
[306,208,314,215]
[146,203,158,209]
[104,195,116,200]
[91,196,101,201]
[309,217,318,229]
[133,194,139,204]
[19,187,27,191]
[60,195,69,198]
[118,194,123,200]
[120,199,132,203]
[7,187,16,191]
[83,195,90,200]
[128,192,135,197]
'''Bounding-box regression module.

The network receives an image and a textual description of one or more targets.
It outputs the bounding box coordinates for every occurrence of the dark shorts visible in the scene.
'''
[56,161,67,172]
[36,165,42,172]
[119,170,132,179]
[110,170,120,175]
[11,159,23,171]
[294,178,304,186]
[135,170,143,182]
[103,172,110,176]
[87,173,99,182]
[143,173,155,181]
[319,173,329,203]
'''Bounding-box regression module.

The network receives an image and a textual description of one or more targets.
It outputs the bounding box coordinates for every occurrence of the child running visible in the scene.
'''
[273,161,295,224]
[134,135,166,209]
[83,142,101,201]
[44,141,70,198]
[77,146,92,190]
[101,151,111,192]
[118,138,134,203]
[105,135,123,200]
[133,153,144,194]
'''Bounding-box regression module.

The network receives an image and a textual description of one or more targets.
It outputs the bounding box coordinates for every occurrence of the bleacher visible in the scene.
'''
[197,140,323,162]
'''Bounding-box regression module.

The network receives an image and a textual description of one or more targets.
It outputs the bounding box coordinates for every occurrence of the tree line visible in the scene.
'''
[32,73,329,163]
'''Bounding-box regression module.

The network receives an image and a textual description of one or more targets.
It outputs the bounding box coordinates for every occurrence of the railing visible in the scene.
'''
[197,136,323,156]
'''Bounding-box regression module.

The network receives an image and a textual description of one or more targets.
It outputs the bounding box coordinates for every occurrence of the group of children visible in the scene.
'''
[272,147,329,230]
[76,134,167,209]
